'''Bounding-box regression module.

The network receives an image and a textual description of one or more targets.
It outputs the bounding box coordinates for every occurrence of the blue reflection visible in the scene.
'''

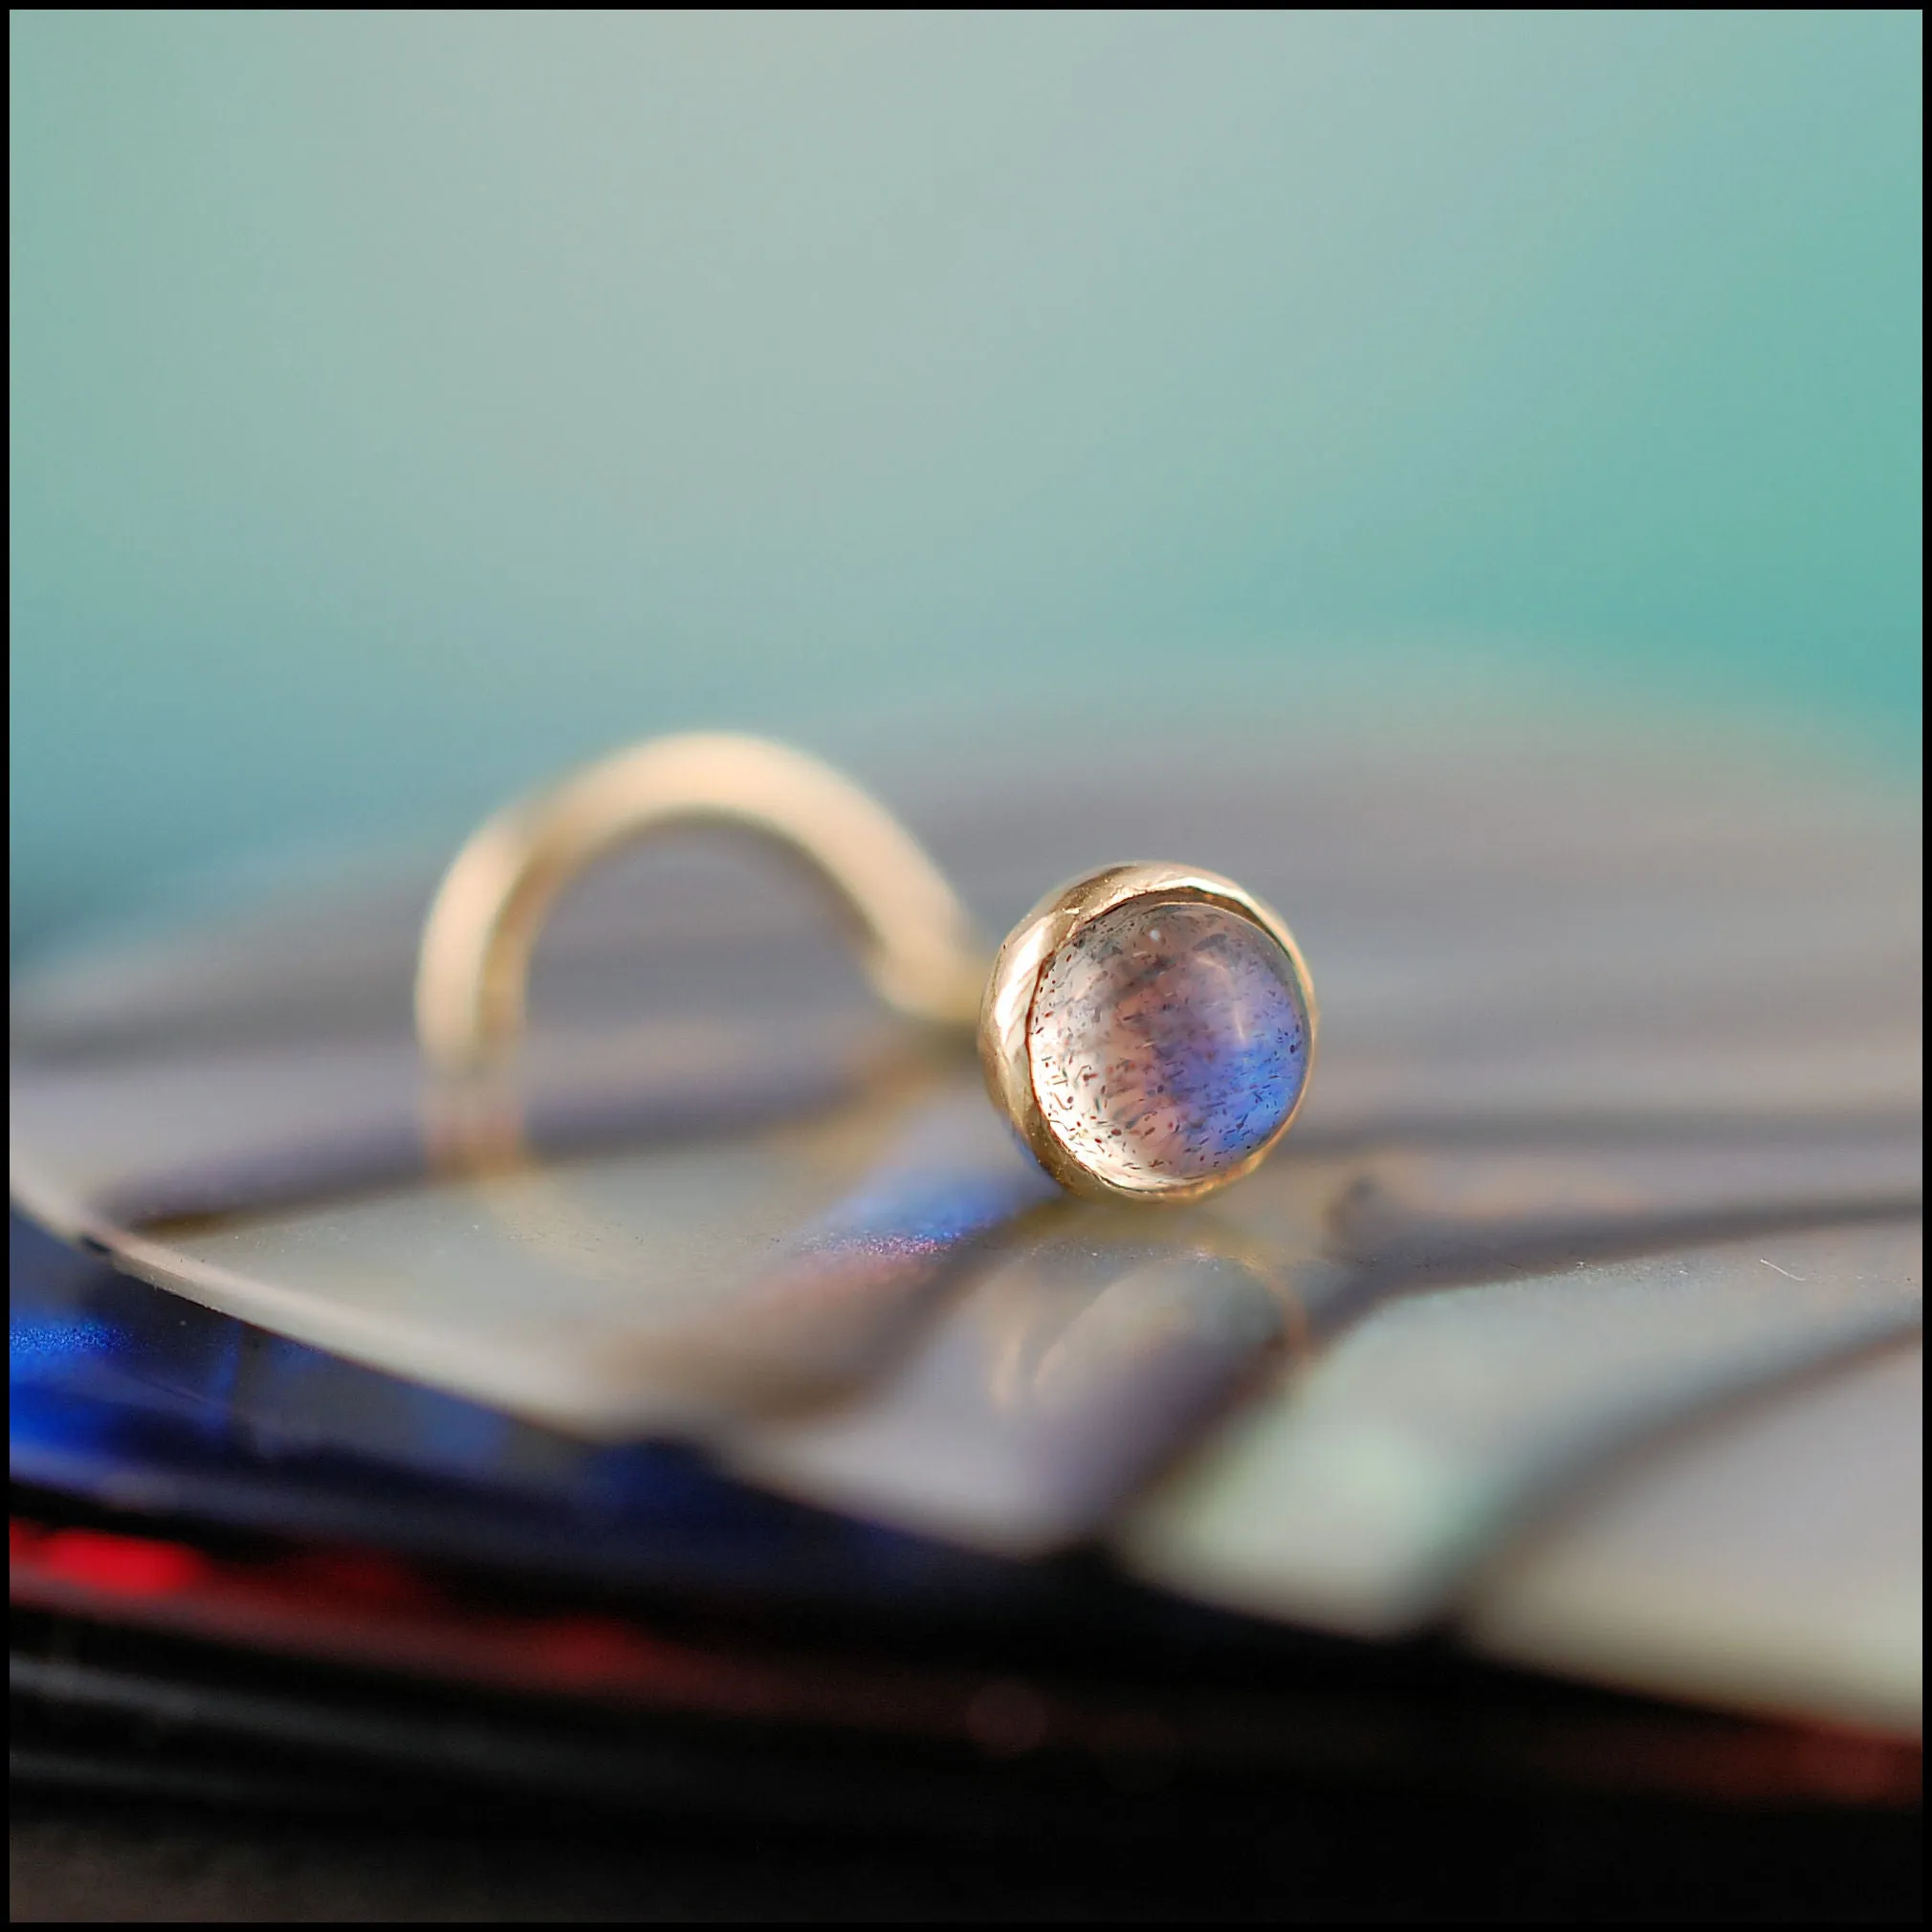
[801,1096,1059,1259]
[11,1313,121,1375]
[8,1210,1043,1613]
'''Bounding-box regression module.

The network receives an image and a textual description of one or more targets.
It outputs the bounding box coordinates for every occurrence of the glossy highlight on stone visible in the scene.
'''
[1026,900,1309,1191]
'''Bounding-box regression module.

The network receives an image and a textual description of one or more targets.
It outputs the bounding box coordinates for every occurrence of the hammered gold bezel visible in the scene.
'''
[977,862,1318,1204]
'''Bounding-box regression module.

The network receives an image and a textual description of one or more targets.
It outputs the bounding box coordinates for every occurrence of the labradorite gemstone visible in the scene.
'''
[1027,900,1308,1190]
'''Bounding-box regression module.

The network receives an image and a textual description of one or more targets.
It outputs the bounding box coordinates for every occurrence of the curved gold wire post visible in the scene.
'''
[415,733,988,1075]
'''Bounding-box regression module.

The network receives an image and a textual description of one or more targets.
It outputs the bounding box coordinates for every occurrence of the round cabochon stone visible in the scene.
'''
[1026,898,1309,1191]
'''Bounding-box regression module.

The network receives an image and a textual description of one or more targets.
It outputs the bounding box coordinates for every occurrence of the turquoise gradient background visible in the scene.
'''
[10,12,1921,943]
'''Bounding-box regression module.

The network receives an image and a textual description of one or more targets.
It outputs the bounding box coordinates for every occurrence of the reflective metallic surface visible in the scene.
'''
[10,722,1921,1735]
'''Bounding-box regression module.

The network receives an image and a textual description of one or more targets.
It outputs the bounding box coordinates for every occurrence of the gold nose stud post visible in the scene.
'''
[415,732,988,1077]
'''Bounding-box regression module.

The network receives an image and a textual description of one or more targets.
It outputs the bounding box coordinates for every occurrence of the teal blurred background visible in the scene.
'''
[11,12,1921,945]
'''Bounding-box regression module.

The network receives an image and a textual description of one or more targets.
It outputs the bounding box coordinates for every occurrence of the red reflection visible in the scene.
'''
[11,1520,209,1596]
[10,1513,1919,1811]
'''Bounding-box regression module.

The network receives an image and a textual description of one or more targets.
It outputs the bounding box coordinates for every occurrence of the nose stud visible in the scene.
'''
[417,738,1315,1201]
[978,865,1317,1203]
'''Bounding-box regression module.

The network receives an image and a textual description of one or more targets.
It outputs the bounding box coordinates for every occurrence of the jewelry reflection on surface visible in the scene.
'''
[724,1208,1315,1557]
[981,1228,1308,1419]
[979,865,1317,1204]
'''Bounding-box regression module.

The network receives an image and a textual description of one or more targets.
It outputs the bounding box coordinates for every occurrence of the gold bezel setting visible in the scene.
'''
[977,863,1318,1204]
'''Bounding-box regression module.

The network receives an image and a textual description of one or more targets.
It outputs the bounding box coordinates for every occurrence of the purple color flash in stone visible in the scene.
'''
[1026,900,1308,1189]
